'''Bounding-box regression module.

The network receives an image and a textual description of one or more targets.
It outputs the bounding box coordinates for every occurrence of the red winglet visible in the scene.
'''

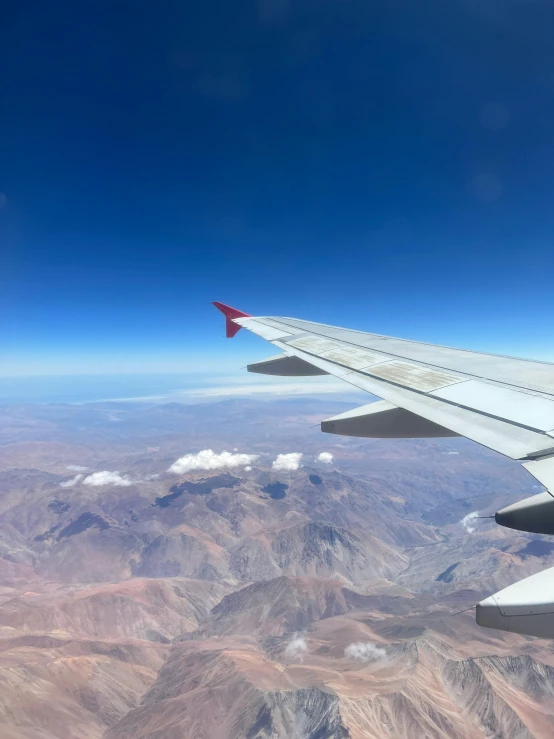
[212,301,251,338]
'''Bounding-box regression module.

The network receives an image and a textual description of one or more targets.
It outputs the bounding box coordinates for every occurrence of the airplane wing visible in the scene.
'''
[214,302,554,639]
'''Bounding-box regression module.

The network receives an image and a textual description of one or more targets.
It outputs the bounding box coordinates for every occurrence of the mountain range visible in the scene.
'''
[1,398,553,738]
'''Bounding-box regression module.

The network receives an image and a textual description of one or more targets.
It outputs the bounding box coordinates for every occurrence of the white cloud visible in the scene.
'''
[66,465,89,471]
[316,452,333,464]
[344,642,387,662]
[443,451,460,455]
[168,449,258,475]
[60,474,84,488]
[461,511,479,534]
[82,471,132,487]
[272,453,303,471]
[244,466,252,472]
[285,636,308,662]
[186,380,361,398]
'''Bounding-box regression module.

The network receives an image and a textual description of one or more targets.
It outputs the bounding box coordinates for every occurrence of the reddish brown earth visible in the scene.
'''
[1,399,553,738]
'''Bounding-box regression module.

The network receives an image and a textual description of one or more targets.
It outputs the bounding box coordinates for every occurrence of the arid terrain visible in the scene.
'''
[1,397,554,738]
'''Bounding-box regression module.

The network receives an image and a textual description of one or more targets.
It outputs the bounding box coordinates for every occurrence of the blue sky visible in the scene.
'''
[2,0,554,381]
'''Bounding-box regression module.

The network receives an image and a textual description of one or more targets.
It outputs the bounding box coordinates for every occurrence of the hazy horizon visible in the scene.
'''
[0,371,368,405]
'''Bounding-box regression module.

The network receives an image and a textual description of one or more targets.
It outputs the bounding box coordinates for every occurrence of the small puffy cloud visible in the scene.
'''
[285,636,308,662]
[244,466,252,472]
[168,449,258,475]
[60,474,83,488]
[83,471,132,487]
[272,453,302,471]
[66,465,89,472]
[316,452,333,464]
[344,642,387,662]
[461,511,479,534]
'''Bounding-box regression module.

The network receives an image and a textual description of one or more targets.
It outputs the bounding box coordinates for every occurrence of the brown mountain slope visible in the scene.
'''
[230,521,408,585]
[0,578,229,641]
[0,636,167,739]
[194,576,413,638]
[2,399,554,738]
[106,613,554,739]
[105,638,352,739]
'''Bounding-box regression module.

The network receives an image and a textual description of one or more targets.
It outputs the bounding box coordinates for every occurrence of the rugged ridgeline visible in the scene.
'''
[1,399,554,738]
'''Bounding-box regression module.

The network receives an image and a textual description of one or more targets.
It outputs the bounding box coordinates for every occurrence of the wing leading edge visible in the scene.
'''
[214,303,554,638]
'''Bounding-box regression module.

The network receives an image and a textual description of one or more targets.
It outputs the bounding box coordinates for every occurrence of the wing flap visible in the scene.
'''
[321,401,459,438]
[273,339,554,459]
[247,354,328,376]
[477,567,554,638]
[433,381,554,433]
[522,456,554,491]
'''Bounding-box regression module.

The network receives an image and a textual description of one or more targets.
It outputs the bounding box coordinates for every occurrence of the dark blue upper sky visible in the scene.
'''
[2,0,554,375]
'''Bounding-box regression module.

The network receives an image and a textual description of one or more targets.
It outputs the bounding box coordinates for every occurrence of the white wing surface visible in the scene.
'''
[233,312,554,460]
[214,303,554,638]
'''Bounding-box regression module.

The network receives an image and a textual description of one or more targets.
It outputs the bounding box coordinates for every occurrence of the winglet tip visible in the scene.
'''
[212,301,251,338]
[212,301,251,318]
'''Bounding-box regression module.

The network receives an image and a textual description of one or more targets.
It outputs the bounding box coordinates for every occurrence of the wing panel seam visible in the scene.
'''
[274,340,554,440]
[269,319,554,400]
